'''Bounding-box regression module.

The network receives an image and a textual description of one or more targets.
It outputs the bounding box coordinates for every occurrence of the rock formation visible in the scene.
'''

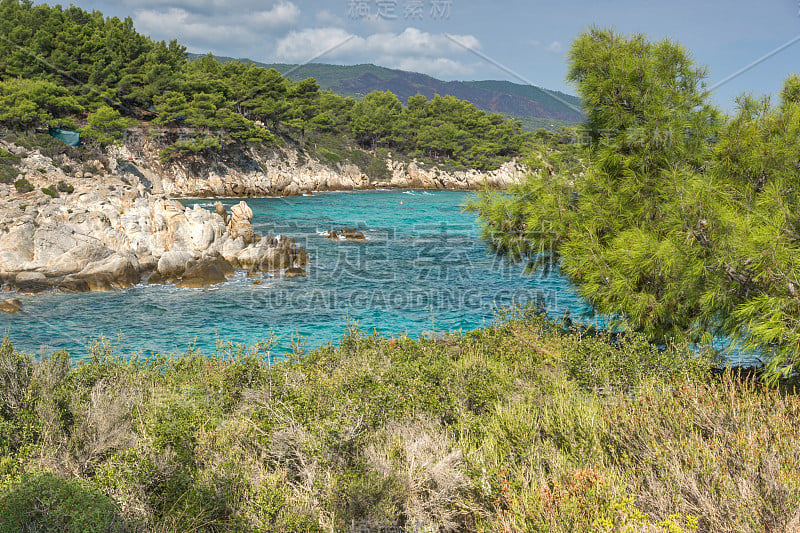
[0,155,308,293]
[103,139,525,198]
[327,229,367,242]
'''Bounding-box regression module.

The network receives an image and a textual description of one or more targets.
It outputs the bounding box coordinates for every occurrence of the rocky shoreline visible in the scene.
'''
[0,138,523,302]
[102,137,526,197]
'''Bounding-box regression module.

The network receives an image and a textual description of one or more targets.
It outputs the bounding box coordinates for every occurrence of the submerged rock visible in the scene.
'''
[0,298,22,313]
[328,228,367,241]
[285,267,307,278]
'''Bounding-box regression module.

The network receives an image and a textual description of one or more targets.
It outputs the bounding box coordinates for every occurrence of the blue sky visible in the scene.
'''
[71,0,800,109]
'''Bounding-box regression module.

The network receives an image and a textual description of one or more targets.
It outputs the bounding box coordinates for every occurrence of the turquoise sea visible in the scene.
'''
[0,190,595,360]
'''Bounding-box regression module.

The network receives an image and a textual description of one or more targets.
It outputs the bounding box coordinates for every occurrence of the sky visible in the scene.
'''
[69,0,800,109]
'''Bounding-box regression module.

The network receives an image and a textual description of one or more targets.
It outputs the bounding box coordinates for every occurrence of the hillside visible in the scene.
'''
[0,0,535,179]
[188,54,585,128]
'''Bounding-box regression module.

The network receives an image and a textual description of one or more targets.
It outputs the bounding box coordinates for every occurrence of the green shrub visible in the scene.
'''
[57,180,74,193]
[321,149,341,163]
[0,472,128,532]
[12,133,69,158]
[81,105,134,146]
[159,136,222,162]
[13,178,33,193]
[0,311,798,532]
[41,186,58,197]
[0,148,20,184]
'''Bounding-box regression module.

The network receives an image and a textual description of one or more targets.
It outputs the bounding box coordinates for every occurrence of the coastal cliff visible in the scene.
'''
[103,139,525,197]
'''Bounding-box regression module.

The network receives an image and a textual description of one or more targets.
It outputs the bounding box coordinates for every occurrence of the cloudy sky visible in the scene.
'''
[70,0,799,108]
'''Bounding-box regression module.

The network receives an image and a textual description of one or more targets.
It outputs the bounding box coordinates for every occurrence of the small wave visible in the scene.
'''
[402,191,416,196]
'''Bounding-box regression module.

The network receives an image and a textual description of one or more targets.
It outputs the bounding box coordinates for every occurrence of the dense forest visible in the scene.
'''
[472,28,800,378]
[0,0,532,170]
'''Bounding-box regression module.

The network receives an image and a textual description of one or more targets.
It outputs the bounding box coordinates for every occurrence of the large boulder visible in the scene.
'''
[72,253,141,291]
[203,254,235,277]
[214,201,229,224]
[176,262,227,289]
[229,201,256,244]
[236,243,292,271]
[13,271,49,292]
[157,250,196,278]
[220,236,246,266]
[43,243,114,276]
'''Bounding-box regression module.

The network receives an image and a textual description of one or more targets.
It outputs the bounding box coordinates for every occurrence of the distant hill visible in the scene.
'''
[188,54,585,129]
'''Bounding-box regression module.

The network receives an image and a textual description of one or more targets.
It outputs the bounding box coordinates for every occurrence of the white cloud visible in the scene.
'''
[135,7,254,47]
[315,9,345,27]
[246,2,300,30]
[133,1,299,51]
[274,27,356,62]
[391,57,475,77]
[546,40,563,53]
[273,26,479,77]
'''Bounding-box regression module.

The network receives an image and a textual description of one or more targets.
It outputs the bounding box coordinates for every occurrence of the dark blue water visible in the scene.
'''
[0,190,595,360]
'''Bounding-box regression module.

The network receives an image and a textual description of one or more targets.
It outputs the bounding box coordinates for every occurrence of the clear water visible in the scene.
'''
[0,190,596,360]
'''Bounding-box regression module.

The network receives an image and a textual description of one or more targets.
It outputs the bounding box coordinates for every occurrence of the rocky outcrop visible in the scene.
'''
[0,165,308,292]
[229,201,256,244]
[101,139,526,198]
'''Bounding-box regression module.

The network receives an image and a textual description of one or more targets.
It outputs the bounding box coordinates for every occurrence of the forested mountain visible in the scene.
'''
[0,0,534,171]
[188,54,585,128]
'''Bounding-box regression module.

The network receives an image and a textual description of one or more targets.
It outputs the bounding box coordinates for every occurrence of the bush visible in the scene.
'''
[320,149,341,163]
[81,105,134,146]
[57,180,74,193]
[0,311,798,531]
[12,133,70,158]
[0,147,20,184]
[13,178,33,193]
[41,185,58,197]
[159,136,222,162]
[0,472,128,532]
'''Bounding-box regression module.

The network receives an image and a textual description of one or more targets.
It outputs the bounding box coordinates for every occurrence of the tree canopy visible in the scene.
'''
[471,28,800,377]
[0,0,530,169]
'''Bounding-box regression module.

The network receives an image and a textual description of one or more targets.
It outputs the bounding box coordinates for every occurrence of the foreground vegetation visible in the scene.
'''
[471,28,800,377]
[1,309,798,532]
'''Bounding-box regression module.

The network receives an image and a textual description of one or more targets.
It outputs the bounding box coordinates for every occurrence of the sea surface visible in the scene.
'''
[0,190,596,361]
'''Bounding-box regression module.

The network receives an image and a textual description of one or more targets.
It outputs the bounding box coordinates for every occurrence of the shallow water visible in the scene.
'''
[0,190,595,360]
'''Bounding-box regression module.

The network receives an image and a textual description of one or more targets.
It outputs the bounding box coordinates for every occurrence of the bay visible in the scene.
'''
[0,190,594,360]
